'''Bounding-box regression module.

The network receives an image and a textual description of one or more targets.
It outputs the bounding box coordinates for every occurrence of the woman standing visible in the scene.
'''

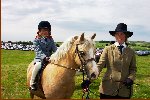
[97,23,137,99]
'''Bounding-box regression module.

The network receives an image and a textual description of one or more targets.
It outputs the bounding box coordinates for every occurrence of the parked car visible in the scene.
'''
[135,50,150,56]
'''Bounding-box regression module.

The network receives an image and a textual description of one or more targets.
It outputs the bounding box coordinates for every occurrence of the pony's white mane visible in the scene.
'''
[50,35,95,62]
[50,36,75,62]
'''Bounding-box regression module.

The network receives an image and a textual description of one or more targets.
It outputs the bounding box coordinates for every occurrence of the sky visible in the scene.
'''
[2,0,150,42]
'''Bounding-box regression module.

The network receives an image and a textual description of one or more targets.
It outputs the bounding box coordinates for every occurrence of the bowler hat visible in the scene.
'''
[109,23,133,38]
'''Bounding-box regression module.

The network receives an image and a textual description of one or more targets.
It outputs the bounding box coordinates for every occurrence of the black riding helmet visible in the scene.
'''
[38,21,51,32]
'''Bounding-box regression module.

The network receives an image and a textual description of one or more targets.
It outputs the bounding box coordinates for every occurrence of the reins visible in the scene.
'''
[49,62,82,72]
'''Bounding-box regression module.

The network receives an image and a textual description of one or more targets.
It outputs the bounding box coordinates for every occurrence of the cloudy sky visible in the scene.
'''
[2,0,150,42]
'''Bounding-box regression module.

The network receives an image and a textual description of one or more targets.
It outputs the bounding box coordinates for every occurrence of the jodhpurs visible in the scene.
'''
[30,61,42,86]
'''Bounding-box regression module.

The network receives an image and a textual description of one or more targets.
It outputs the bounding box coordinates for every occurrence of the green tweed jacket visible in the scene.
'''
[97,44,137,97]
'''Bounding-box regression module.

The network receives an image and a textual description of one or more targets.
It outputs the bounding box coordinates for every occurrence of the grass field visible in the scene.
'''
[1,49,150,99]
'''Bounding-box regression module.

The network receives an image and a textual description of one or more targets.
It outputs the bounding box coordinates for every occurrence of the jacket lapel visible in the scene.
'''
[122,46,129,56]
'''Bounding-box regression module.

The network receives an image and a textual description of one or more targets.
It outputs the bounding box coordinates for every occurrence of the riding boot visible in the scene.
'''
[30,61,42,91]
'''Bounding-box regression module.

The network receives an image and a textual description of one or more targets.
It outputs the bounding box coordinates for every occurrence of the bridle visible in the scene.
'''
[75,44,95,70]
[75,44,95,79]
[50,44,95,73]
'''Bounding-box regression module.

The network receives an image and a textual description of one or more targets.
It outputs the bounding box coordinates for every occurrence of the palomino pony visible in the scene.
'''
[27,33,99,99]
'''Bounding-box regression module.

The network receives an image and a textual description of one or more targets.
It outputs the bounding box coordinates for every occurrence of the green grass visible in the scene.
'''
[1,50,34,99]
[95,42,109,48]
[131,45,150,51]
[1,49,150,99]
[132,55,150,99]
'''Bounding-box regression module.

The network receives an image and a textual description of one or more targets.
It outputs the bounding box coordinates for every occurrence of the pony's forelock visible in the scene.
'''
[83,37,95,47]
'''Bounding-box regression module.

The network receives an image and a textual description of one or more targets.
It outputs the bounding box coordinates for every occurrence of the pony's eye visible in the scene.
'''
[80,51,85,55]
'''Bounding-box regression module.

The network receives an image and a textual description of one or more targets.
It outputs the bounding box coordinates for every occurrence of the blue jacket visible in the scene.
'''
[33,37,57,62]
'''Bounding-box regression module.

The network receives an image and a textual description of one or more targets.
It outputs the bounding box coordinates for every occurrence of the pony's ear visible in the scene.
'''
[80,33,84,42]
[91,33,96,40]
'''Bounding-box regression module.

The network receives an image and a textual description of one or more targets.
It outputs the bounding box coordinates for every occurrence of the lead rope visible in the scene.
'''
[75,44,90,99]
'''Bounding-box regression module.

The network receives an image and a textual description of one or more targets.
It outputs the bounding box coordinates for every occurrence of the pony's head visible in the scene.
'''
[50,33,99,79]
[73,33,99,80]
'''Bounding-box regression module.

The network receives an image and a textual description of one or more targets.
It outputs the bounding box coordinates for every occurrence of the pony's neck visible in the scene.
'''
[50,36,79,69]
[57,48,77,69]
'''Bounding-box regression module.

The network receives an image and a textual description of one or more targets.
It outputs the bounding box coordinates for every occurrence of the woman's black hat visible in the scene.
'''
[109,23,133,38]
